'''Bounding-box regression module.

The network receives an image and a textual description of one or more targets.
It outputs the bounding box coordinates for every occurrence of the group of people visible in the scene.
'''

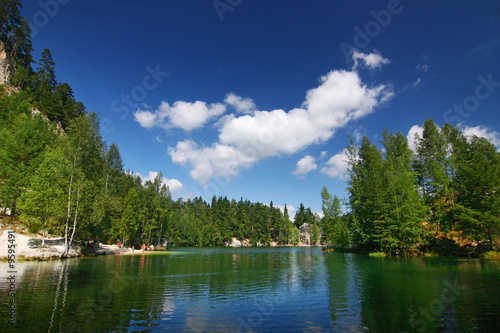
[141,244,154,252]
[114,241,154,253]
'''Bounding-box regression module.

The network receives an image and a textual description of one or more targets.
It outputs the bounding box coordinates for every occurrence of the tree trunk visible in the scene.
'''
[63,171,74,256]
[66,184,80,257]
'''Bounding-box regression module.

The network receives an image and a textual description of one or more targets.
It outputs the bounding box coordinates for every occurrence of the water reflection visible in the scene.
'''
[1,249,500,332]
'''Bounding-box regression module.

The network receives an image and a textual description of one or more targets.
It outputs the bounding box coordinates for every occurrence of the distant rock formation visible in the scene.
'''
[224,225,321,247]
[225,238,252,247]
[299,223,312,245]
[0,41,14,85]
[227,238,242,247]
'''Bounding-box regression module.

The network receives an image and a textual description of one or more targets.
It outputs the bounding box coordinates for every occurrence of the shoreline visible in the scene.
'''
[0,230,148,261]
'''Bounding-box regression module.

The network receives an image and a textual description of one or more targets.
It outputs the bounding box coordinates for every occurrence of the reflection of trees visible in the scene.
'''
[4,250,499,332]
[1,248,334,331]
[324,253,365,332]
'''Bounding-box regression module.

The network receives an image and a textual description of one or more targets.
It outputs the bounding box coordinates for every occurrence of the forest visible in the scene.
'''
[1,1,499,256]
[322,121,500,255]
[0,1,315,255]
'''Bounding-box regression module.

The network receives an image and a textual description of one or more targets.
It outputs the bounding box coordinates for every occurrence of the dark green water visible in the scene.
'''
[1,247,500,332]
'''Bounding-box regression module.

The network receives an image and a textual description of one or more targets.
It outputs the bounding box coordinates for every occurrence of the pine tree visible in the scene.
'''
[347,137,385,251]
[454,136,500,249]
[413,119,452,235]
[0,112,55,217]
[380,130,426,253]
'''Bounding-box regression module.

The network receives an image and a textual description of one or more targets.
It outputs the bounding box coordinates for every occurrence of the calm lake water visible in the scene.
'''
[1,247,500,332]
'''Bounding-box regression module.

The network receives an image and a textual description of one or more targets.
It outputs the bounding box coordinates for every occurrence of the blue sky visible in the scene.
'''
[21,0,500,217]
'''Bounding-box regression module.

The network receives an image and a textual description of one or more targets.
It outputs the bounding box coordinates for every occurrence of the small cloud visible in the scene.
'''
[407,125,424,153]
[156,136,164,143]
[136,171,184,197]
[351,126,367,142]
[134,109,157,128]
[352,50,390,70]
[412,77,422,88]
[182,192,196,201]
[462,125,500,150]
[320,149,349,180]
[134,100,226,132]
[416,64,429,73]
[319,151,328,159]
[293,155,317,178]
[225,93,256,114]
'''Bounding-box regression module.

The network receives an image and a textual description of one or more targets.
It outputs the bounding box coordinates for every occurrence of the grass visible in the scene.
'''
[481,251,500,259]
[368,251,387,257]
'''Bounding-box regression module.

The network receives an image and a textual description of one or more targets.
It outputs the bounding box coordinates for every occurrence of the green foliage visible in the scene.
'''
[311,224,320,245]
[0,1,309,250]
[0,111,56,216]
[481,251,500,259]
[413,119,453,233]
[339,120,500,255]
[18,148,68,237]
[321,186,349,248]
[347,137,386,251]
[453,136,500,249]
[0,0,34,69]
[379,130,426,254]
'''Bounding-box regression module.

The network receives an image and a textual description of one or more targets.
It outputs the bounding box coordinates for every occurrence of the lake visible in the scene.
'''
[1,247,500,332]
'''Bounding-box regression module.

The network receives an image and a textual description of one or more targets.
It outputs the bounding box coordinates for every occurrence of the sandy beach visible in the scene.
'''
[0,229,140,260]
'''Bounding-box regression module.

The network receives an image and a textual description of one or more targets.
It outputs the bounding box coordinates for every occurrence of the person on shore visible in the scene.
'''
[118,241,121,248]
[142,244,146,253]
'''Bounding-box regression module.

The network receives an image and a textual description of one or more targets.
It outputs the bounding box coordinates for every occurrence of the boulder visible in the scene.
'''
[227,238,242,247]
[299,223,311,245]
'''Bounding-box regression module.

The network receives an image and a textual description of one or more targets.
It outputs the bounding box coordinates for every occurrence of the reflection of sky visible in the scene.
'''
[3,249,500,332]
[332,254,365,332]
[150,247,336,332]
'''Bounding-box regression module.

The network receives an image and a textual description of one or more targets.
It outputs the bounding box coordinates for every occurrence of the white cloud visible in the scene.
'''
[462,125,500,149]
[168,101,226,131]
[407,125,424,153]
[168,140,257,186]
[352,50,390,70]
[134,110,158,128]
[293,155,317,177]
[136,171,184,197]
[134,100,226,131]
[351,126,367,142]
[165,52,393,187]
[320,149,349,180]
[407,123,500,153]
[416,63,429,73]
[412,77,422,88]
[225,93,256,114]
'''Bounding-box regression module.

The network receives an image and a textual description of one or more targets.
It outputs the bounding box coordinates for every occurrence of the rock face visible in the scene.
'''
[227,238,242,247]
[0,41,13,85]
[299,223,312,245]
[224,227,321,247]
[224,238,255,247]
